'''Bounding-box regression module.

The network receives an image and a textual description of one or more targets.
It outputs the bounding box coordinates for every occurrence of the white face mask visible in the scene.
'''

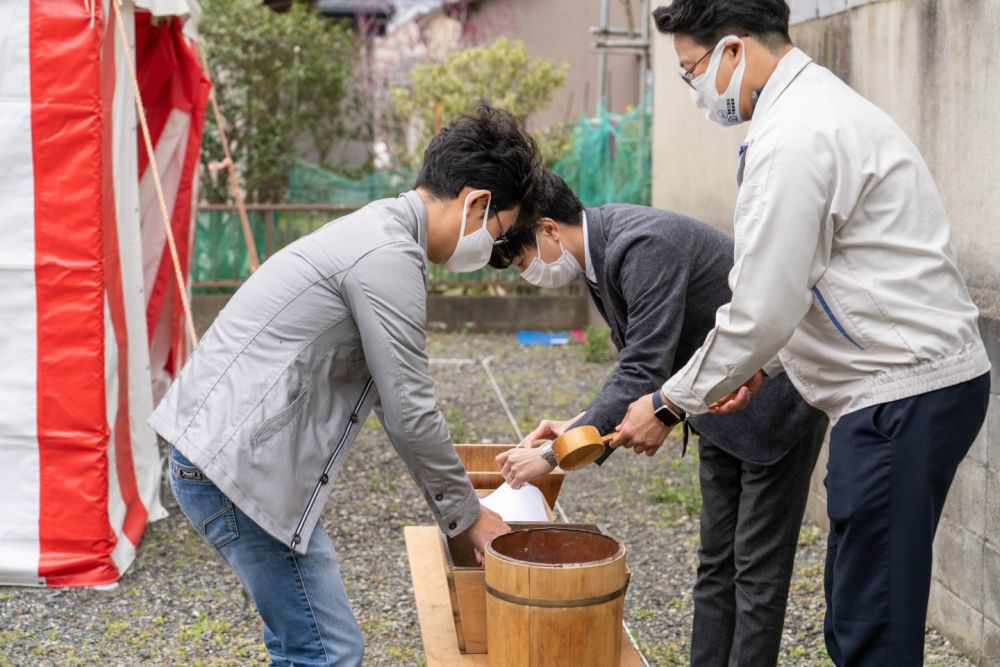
[689,35,747,127]
[520,231,582,288]
[442,190,495,272]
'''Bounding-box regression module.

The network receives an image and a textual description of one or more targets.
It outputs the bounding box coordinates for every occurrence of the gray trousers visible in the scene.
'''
[689,421,826,667]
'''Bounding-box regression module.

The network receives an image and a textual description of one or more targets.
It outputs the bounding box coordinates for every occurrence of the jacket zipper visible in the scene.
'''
[290,378,375,549]
[811,286,864,350]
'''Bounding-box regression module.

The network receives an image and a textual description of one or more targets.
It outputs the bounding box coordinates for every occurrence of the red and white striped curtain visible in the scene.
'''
[0,0,208,587]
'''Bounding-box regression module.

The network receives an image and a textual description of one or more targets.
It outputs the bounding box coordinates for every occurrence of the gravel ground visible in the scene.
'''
[0,333,976,666]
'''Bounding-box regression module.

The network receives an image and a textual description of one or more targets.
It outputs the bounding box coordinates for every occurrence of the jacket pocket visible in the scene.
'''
[811,284,867,350]
[331,346,367,382]
[251,384,311,451]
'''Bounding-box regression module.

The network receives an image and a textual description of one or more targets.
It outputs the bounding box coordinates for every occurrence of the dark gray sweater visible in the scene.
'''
[578,205,827,465]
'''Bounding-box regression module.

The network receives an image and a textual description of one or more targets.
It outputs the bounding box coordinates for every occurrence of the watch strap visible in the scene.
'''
[651,390,683,427]
[538,441,558,468]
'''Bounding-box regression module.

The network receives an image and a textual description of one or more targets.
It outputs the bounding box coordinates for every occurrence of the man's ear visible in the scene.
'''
[473,189,493,214]
[538,217,560,240]
[729,39,744,66]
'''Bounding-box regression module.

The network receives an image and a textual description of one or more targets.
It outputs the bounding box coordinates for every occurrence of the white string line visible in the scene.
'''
[474,355,651,667]
[479,355,524,444]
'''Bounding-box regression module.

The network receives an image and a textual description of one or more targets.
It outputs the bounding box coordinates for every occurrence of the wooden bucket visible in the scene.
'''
[441,523,604,654]
[485,528,628,667]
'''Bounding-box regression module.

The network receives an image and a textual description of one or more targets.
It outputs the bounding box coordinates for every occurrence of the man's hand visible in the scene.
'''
[519,412,585,447]
[613,392,674,456]
[463,506,511,564]
[496,446,555,489]
[708,371,764,415]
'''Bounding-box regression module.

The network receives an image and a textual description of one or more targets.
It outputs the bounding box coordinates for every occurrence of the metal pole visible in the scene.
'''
[292,45,300,144]
[638,0,651,167]
[641,0,650,106]
[597,0,610,115]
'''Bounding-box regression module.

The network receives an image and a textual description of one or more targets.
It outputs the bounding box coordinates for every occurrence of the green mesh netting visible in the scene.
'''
[552,97,652,207]
[287,157,416,206]
[192,209,265,289]
[194,98,651,290]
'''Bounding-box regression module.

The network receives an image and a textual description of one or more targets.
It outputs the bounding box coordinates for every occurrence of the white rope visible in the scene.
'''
[428,357,477,365]
[111,0,198,347]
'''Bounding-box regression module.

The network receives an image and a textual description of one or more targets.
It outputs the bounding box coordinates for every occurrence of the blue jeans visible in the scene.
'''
[169,446,364,667]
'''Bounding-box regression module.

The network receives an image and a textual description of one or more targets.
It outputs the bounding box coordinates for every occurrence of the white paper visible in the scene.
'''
[479,483,549,522]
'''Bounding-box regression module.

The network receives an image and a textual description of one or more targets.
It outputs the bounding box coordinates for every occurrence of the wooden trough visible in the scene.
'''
[454,443,565,508]
[404,442,640,665]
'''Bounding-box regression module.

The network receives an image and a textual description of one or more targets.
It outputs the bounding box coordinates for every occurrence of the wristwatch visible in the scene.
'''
[651,390,684,428]
[538,440,558,468]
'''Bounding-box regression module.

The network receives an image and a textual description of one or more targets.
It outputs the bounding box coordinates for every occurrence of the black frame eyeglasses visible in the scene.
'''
[488,205,518,268]
[489,205,510,247]
[680,49,712,89]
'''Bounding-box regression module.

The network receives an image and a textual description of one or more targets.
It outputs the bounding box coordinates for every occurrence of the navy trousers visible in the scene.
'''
[823,373,990,666]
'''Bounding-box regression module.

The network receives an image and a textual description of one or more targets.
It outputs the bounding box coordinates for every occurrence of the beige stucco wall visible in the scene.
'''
[477,0,643,129]
[651,2,1000,662]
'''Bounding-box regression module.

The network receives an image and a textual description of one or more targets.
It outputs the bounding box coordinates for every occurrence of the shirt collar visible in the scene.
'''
[582,209,597,284]
[400,190,428,253]
[750,47,812,125]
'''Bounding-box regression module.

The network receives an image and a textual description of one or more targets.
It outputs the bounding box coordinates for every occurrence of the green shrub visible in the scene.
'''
[389,38,567,166]
[582,325,615,363]
[199,0,356,202]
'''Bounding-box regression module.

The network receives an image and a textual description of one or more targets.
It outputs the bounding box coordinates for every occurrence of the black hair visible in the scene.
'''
[652,0,792,49]
[415,102,541,216]
[488,170,582,269]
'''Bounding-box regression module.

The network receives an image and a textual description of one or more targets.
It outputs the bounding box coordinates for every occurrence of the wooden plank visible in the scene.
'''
[452,570,487,653]
[404,526,644,667]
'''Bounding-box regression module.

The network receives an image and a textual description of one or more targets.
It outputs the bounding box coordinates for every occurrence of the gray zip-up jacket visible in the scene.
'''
[149,191,481,553]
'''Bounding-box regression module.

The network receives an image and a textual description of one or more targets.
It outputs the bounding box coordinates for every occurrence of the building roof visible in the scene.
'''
[316,0,394,17]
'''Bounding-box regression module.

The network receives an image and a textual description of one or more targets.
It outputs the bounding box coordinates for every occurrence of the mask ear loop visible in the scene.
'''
[457,190,478,240]
[535,223,565,265]
[479,191,493,234]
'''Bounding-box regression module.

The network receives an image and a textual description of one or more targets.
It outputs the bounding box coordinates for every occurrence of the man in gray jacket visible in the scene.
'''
[494,170,828,666]
[149,105,538,666]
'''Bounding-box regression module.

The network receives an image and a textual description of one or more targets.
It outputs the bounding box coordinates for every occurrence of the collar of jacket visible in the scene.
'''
[584,206,609,288]
[399,189,429,253]
[749,47,813,126]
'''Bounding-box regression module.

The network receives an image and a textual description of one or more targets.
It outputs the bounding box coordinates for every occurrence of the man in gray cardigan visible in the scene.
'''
[495,171,828,666]
[149,105,538,666]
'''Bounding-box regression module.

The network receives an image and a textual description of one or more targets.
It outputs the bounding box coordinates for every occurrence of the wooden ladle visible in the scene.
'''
[549,425,617,470]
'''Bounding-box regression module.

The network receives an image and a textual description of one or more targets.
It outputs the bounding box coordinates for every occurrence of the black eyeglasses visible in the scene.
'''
[490,205,510,247]
[680,49,712,89]
[488,206,519,268]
